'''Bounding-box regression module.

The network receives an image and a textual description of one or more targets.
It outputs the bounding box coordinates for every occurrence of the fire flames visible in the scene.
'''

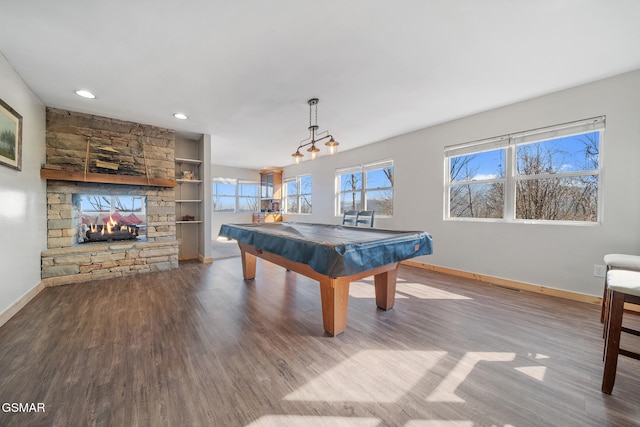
[84,214,138,242]
[88,215,136,236]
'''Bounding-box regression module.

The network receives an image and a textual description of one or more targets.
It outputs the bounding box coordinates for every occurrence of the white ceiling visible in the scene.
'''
[2,1,640,170]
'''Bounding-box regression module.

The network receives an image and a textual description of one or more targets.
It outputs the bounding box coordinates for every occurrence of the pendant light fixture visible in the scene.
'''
[291,98,340,164]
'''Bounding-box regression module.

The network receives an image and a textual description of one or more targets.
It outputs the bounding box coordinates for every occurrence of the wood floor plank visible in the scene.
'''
[0,258,639,426]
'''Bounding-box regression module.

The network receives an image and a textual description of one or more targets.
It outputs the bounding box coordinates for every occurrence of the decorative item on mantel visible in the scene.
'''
[182,170,194,180]
[95,145,119,171]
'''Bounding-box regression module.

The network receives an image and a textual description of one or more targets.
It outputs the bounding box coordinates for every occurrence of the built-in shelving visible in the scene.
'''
[258,169,283,216]
[174,136,212,263]
[175,152,203,260]
[175,157,202,165]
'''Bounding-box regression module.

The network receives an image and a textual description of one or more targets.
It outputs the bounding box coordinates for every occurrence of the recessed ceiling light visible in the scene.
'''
[75,90,96,99]
[173,113,188,120]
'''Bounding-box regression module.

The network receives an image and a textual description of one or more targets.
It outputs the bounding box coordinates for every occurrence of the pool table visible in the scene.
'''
[218,222,433,336]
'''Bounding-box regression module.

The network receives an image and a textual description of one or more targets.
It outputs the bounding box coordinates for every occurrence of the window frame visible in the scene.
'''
[212,177,259,213]
[444,116,604,225]
[336,159,394,217]
[237,179,260,213]
[283,174,313,214]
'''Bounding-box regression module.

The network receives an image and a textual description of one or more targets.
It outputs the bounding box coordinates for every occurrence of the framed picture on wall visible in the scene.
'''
[0,97,22,171]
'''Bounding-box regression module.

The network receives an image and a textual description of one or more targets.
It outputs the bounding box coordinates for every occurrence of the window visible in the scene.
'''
[336,160,394,216]
[237,180,260,212]
[213,178,259,213]
[445,116,604,223]
[284,175,312,214]
[213,178,236,212]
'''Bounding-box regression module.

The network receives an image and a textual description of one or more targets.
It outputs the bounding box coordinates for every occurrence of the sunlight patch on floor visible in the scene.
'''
[426,352,516,402]
[515,365,547,381]
[246,415,380,427]
[248,416,483,427]
[349,281,471,300]
[405,421,474,427]
[284,350,446,402]
[396,282,472,300]
[349,281,407,299]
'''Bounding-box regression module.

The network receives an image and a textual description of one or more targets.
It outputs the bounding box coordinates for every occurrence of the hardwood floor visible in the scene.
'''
[0,258,639,426]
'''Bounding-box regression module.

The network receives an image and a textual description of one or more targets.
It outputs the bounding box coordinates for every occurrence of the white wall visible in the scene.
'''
[284,69,640,297]
[0,52,47,320]
[211,164,260,237]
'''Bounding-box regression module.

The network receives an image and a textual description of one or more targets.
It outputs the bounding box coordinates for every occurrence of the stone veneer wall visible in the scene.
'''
[46,107,175,177]
[41,109,179,286]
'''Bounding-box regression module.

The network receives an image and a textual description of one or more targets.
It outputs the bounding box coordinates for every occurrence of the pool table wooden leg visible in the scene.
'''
[319,277,350,336]
[240,247,257,280]
[374,267,398,310]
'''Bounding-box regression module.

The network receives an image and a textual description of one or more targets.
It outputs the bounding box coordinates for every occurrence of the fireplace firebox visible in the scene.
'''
[76,194,147,244]
[84,220,139,242]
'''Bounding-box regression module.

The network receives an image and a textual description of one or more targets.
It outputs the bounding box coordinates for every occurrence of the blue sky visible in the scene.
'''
[339,168,393,191]
[452,132,600,182]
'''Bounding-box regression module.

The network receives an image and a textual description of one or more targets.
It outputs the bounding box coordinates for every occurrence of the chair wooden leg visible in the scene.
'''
[602,289,611,338]
[601,269,609,324]
[602,291,625,394]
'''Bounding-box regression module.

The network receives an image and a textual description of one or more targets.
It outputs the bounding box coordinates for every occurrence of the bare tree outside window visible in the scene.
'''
[299,175,312,213]
[366,166,394,215]
[514,133,599,221]
[337,161,394,216]
[82,196,145,213]
[448,149,504,219]
[284,175,312,214]
[238,181,260,213]
[339,172,362,212]
[445,118,603,223]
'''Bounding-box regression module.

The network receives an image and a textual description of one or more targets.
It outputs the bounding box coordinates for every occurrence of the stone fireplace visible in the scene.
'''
[41,108,179,286]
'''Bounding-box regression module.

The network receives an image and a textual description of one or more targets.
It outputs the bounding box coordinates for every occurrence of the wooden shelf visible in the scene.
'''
[175,158,202,164]
[40,169,176,187]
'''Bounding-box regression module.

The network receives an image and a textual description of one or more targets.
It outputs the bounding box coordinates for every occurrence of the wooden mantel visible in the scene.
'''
[40,169,177,188]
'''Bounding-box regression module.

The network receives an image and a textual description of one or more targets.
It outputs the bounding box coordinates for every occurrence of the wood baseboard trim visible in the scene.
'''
[179,254,213,263]
[199,255,213,264]
[401,260,602,305]
[0,282,46,328]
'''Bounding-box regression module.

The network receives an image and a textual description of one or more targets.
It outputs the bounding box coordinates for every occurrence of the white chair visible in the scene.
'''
[601,254,640,323]
[601,269,640,394]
